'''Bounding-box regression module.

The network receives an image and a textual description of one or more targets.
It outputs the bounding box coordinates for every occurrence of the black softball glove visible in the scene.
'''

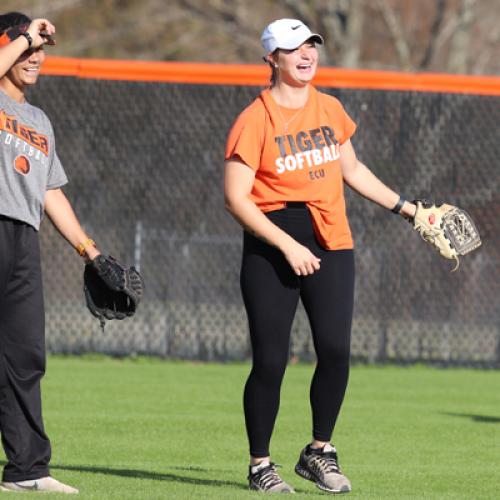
[84,254,144,327]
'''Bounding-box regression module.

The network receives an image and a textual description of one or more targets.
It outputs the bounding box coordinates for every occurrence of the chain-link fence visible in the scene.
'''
[28,75,500,366]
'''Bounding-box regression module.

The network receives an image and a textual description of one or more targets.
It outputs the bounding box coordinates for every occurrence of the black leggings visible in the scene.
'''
[240,206,355,458]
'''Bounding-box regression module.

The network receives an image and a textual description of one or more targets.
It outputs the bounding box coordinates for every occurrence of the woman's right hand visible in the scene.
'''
[282,240,321,276]
[26,19,56,49]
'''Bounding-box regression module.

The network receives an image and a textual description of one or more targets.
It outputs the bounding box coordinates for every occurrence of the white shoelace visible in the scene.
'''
[310,451,341,476]
[252,463,284,489]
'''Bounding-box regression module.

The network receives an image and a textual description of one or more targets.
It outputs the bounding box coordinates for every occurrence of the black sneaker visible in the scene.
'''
[295,444,351,493]
[248,461,295,493]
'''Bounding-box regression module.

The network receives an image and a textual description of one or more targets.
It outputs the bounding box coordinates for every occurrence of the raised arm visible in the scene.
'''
[44,188,100,261]
[0,18,55,78]
[340,139,416,218]
[224,159,320,276]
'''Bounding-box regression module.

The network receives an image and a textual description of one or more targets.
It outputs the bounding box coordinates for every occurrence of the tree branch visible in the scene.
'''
[448,0,476,73]
[377,0,412,70]
[419,0,447,69]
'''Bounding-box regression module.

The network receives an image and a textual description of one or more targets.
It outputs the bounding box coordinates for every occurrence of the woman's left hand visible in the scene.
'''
[26,19,56,48]
[281,240,321,276]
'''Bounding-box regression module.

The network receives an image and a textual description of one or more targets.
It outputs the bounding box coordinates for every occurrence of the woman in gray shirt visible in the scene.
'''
[0,11,100,494]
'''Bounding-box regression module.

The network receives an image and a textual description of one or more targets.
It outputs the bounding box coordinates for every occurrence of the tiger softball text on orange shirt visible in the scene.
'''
[225,86,356,250]
[0,109,49,156]
[274,126,340,175]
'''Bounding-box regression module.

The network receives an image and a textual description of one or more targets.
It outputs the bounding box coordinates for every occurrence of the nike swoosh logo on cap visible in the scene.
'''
[291,25,301,30]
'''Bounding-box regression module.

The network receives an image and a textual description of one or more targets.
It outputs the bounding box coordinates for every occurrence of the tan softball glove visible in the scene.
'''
[411,200,481,271]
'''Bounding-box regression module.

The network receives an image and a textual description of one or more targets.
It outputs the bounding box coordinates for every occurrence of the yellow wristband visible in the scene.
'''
[76,238,96,257]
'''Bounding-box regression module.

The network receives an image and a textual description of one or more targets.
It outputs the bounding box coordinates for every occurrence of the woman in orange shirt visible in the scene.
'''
[224,18,416,494]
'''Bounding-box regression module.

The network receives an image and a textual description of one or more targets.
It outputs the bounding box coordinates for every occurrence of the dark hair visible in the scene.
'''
[267,49,279,87]
[0,12,31,35]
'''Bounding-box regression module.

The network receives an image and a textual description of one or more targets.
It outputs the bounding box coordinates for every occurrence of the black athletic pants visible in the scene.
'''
[240,206,355,458]
[0,216,51,482]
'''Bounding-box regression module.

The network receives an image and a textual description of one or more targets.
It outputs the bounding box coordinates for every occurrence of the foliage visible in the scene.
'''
[2,0,500,74]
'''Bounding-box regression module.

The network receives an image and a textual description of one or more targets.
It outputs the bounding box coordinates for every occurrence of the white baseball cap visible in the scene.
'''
[261,19,324,54]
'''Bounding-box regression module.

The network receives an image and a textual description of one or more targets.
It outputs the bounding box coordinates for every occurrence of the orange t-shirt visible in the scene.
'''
[225,86,356,250]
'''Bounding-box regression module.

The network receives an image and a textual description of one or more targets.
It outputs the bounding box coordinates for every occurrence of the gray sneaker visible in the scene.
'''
[248,461,295,493]
[295,444,351,493]
[0,476,79,494]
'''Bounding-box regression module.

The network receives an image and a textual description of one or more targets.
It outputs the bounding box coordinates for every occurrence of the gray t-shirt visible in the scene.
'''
[0,89,67,230]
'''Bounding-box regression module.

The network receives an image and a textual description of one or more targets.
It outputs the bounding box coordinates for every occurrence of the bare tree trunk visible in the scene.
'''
[284,0,317,21]
[419,0,447,70]
[282,0,365,67]
[447,0,476,73]
[315,0,347,66]
[472,23,500,74]
[378,0,412,71]
[339,0,365,68]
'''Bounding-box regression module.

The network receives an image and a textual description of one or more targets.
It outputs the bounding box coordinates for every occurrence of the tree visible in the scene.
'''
[4,0,499,74]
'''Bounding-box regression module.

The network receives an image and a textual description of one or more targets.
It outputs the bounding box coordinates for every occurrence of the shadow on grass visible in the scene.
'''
[0,461,246,490]
[444,412,500,423]
[0,461,321,495]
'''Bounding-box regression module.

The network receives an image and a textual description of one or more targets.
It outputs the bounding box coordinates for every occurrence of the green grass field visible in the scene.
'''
[1,357,498,499]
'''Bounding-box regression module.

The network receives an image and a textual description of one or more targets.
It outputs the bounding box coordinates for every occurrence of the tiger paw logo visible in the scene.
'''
[14,155,31,175]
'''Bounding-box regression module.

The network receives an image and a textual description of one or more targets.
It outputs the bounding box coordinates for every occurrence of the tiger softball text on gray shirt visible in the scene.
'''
[0,89,67,230]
